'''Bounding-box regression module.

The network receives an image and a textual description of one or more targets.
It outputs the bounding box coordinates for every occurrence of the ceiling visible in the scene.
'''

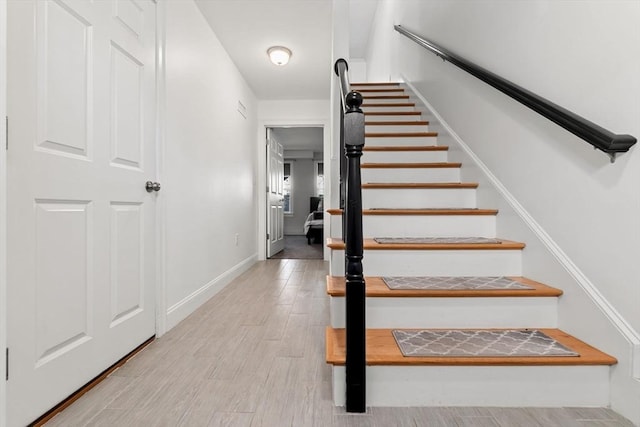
[195,0,333,100]
[271,127,323,152]
[194,0,379,101]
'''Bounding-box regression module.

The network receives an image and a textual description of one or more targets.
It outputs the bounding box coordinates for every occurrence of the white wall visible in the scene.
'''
[348,58,367,83]
[256,99,330,259]
[331,0,349,214]
[164,0,258,329]
[283,158,315,235]
[0,0,7,424]
[364,0,393,82]
[366,1,640,423]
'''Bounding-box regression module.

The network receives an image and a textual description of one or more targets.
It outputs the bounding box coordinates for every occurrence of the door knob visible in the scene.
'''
[145,181,161,192]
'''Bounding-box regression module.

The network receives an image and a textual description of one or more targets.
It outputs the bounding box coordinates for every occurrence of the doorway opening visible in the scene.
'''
[266,126,324,260]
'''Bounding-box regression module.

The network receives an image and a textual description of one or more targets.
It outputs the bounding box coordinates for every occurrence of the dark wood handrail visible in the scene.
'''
[334,58,366,413]
[395,25,636,162]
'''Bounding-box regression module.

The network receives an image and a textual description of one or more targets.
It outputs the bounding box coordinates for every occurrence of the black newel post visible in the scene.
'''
[334,58,366,413]
[343,91,366,413]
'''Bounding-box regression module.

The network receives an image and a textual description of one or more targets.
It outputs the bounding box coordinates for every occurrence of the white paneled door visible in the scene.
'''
[266,129,284,257]
[7,1,157,424]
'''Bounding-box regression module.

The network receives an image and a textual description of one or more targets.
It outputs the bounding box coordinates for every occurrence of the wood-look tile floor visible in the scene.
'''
[47,260,634,427]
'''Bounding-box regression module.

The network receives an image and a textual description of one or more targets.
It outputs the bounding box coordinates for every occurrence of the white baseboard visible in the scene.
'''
[165,254,257,330]
[401,76,640,380]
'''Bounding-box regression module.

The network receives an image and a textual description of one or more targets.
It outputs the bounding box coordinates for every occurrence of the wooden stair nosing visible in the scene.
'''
[326,276,563,298]
[363,146,447,152]
[362,103,415,108]
[361,162,461,169]
[352,82,401,87]
[325,328,617,366]
[326,237,526,251]
[326,208,498,216]
[362,95,410,100]
[355,89,405,93]
[366,132,437,138]
[366,121,429,126]
[362,182,479,189]
[365,111,421,116]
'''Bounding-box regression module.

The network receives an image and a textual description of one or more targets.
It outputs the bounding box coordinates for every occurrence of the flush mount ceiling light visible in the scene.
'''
[267,46,292,66]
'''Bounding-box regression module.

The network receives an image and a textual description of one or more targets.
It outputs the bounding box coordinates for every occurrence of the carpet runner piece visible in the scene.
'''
[392,329,579,357]
[373,237,501,244]
[382,276,534,290]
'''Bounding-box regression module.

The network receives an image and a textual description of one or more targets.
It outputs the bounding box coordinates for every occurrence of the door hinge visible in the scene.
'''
[266,233,270,240]
[5,116,8,151]
[5,347,8,381]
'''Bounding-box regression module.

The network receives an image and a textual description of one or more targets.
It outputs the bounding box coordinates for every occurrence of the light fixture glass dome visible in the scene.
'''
[267,46,292,66]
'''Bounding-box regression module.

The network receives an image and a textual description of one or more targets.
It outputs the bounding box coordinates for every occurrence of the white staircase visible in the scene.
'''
[326,82,616,408]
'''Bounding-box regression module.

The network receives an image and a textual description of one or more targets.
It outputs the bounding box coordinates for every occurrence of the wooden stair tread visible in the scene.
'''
[327,208,498,216]
[326,237,525,250]
[362,162,460,169]
[365,111,421,116]
[362,103,415,108]
[362,182,478,189]
[363,146,447,152]
[325,328,617,366]
[366,132,437,138]
[352,82,401,86]
[362,95,410,100]
[355,89,405,93]
[326,276,562,297]
[365,121,429,126]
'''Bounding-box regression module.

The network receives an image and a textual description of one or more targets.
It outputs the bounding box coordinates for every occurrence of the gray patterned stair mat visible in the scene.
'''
[373,237,501,244]
[392,329,578,357]
[382,276,533,290]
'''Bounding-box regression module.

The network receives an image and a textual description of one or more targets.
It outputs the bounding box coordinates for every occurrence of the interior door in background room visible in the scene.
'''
[267,128,284,257]
[7,0,157,424]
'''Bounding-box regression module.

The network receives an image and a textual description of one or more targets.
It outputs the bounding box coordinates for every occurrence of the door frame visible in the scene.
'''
[0,0,7,424]
[154,0,167,338]
[257,120,331,261]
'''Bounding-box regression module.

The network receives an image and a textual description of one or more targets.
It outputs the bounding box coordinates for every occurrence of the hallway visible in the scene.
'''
[46,260,632,426]
[269,236,324,260]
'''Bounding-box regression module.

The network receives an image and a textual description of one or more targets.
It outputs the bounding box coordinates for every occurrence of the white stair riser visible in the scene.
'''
[329,215,496,238]
[362,97,411,104]
[363,188,477,209]
[353,86,403,91]
[366,136,437,146]
[365,124,429,133]
[361,105,416,113]
[329,297,558,329]
[362,150,447,163]
[332,365,610,407]
[365,115,423,122]
[330,249,522,276]
[362,167,460,183]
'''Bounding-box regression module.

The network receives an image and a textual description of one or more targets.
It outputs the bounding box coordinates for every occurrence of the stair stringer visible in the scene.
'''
[401,78,640,425]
